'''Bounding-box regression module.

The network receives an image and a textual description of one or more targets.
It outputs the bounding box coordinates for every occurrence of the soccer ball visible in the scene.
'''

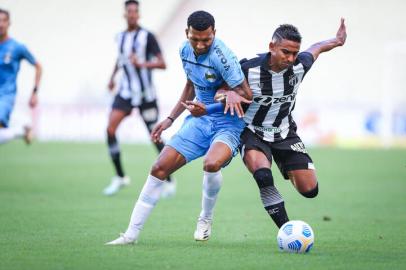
[277,220,314,253]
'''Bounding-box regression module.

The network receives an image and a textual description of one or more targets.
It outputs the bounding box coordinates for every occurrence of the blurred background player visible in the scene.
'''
[0,8,42,145]
[185,19,347,229]
[106,10,252,245]
[103,0,176,197]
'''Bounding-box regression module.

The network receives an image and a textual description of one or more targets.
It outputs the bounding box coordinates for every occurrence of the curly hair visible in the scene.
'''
[187,11,215,31]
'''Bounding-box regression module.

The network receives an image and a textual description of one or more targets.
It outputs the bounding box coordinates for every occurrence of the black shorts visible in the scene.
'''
[112,95,159,129]
[240,128,314,179]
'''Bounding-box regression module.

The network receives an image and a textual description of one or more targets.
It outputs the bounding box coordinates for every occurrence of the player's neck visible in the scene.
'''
[0,33,9,43]
[127,24,139,32]
[268,62,284,73]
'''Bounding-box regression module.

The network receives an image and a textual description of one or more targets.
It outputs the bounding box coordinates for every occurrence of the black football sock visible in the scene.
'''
[253,168,289,228]
[107,133,125,178]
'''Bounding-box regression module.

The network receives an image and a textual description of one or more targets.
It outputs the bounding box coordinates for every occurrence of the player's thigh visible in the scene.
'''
[108,95,133,133]
[287,169,317,193]
[243,149,271,174]
[151,145,186,179]
[240,128,273,174]
[203,141,233,172]
[207,123,244,171]
[166,116,210,163]
[107,109,128,134]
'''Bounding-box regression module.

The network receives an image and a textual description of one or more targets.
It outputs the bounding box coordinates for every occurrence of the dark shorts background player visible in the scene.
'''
[103,0,175,197]
[0,8,42,145]
[105,10,252,245]
[186,19,347,228]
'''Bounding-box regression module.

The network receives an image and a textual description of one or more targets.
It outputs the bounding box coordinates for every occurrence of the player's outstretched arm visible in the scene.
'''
[305,18,347,61]
[151,80,195,143]
[29,62,42,108]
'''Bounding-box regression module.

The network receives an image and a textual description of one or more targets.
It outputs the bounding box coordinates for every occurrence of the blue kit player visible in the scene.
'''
[0,9,42,144]
[106,10,252,245]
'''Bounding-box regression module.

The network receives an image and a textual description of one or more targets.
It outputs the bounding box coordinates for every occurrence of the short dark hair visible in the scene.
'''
[272,24,302,43]
[187,11,215,31]
[0,8,10,19]
[125,0,139,7]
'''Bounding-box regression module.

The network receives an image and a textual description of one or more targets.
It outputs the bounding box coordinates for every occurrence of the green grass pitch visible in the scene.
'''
[1,142,405,270]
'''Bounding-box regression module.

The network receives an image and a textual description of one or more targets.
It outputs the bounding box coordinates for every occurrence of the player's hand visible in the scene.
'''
[29,93,38,108]
[336,18,347,46]
[223,91,252,118]
[181,100,206,117]
[129,53,143,68]
[108,80,115,92]
[151,118,172,143]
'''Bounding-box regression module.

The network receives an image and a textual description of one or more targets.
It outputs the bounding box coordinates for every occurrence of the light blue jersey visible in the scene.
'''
[167,38,246,163]
[0,38,36,127]
[180,38,244,117]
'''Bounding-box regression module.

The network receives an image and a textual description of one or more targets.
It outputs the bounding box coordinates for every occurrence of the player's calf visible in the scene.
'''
[253,168,289,228]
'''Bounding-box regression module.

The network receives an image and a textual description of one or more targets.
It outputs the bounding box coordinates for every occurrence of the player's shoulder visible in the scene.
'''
[295,51,314,64]
[179,40,191,58]
[6,38,24,48]
[240,53,267,69]
[208,38,237,64]
[210,38,233,55]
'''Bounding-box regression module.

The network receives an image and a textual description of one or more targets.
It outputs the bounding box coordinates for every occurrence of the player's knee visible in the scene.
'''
[203,159,222,173]
[253,168,274,188]
[300,183,319,198]
[150,162,169,180]
[106,126,116,137]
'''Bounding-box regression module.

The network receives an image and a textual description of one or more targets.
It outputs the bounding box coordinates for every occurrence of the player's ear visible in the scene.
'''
[213,28,216,36]
[185,28,189,38]
[269,42,275,53]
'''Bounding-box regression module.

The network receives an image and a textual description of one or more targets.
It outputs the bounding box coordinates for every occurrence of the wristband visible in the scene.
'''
[167,116,175,123]
[33,87,38,93]
[206,103,224,115]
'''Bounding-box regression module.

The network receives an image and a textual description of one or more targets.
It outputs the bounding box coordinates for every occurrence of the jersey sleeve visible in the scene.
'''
[297,52,314,74]
[19,44,37,65]
[239,58,249,81]
[146,32,162,58]
[211,43,244,88]
[179,44,188,80]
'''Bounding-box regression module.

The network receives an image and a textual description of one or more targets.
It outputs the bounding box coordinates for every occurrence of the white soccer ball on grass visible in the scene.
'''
[277,220,314,253]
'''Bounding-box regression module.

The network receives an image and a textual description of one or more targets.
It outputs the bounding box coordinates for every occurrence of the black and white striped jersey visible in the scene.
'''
[116,28,162,106]
[241,52,314,142]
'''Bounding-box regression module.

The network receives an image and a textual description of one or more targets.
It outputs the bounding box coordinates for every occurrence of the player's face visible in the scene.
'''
[0,13,10,37]
[124,4,139,28]
[186,26,215,56]
[269,39,301,71]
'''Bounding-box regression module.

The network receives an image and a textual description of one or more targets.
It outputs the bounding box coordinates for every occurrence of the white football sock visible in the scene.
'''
[199,170,223,220]
[124,174,164,239]
[0,127,23,144]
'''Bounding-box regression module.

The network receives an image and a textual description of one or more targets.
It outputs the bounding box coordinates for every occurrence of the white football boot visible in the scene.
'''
[105,233,137,245]
[193,217,212,241]
[103,176,131,196]
[160,178,176,199]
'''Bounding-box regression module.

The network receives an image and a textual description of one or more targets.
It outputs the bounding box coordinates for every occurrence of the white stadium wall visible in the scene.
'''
[3,0,406,147]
